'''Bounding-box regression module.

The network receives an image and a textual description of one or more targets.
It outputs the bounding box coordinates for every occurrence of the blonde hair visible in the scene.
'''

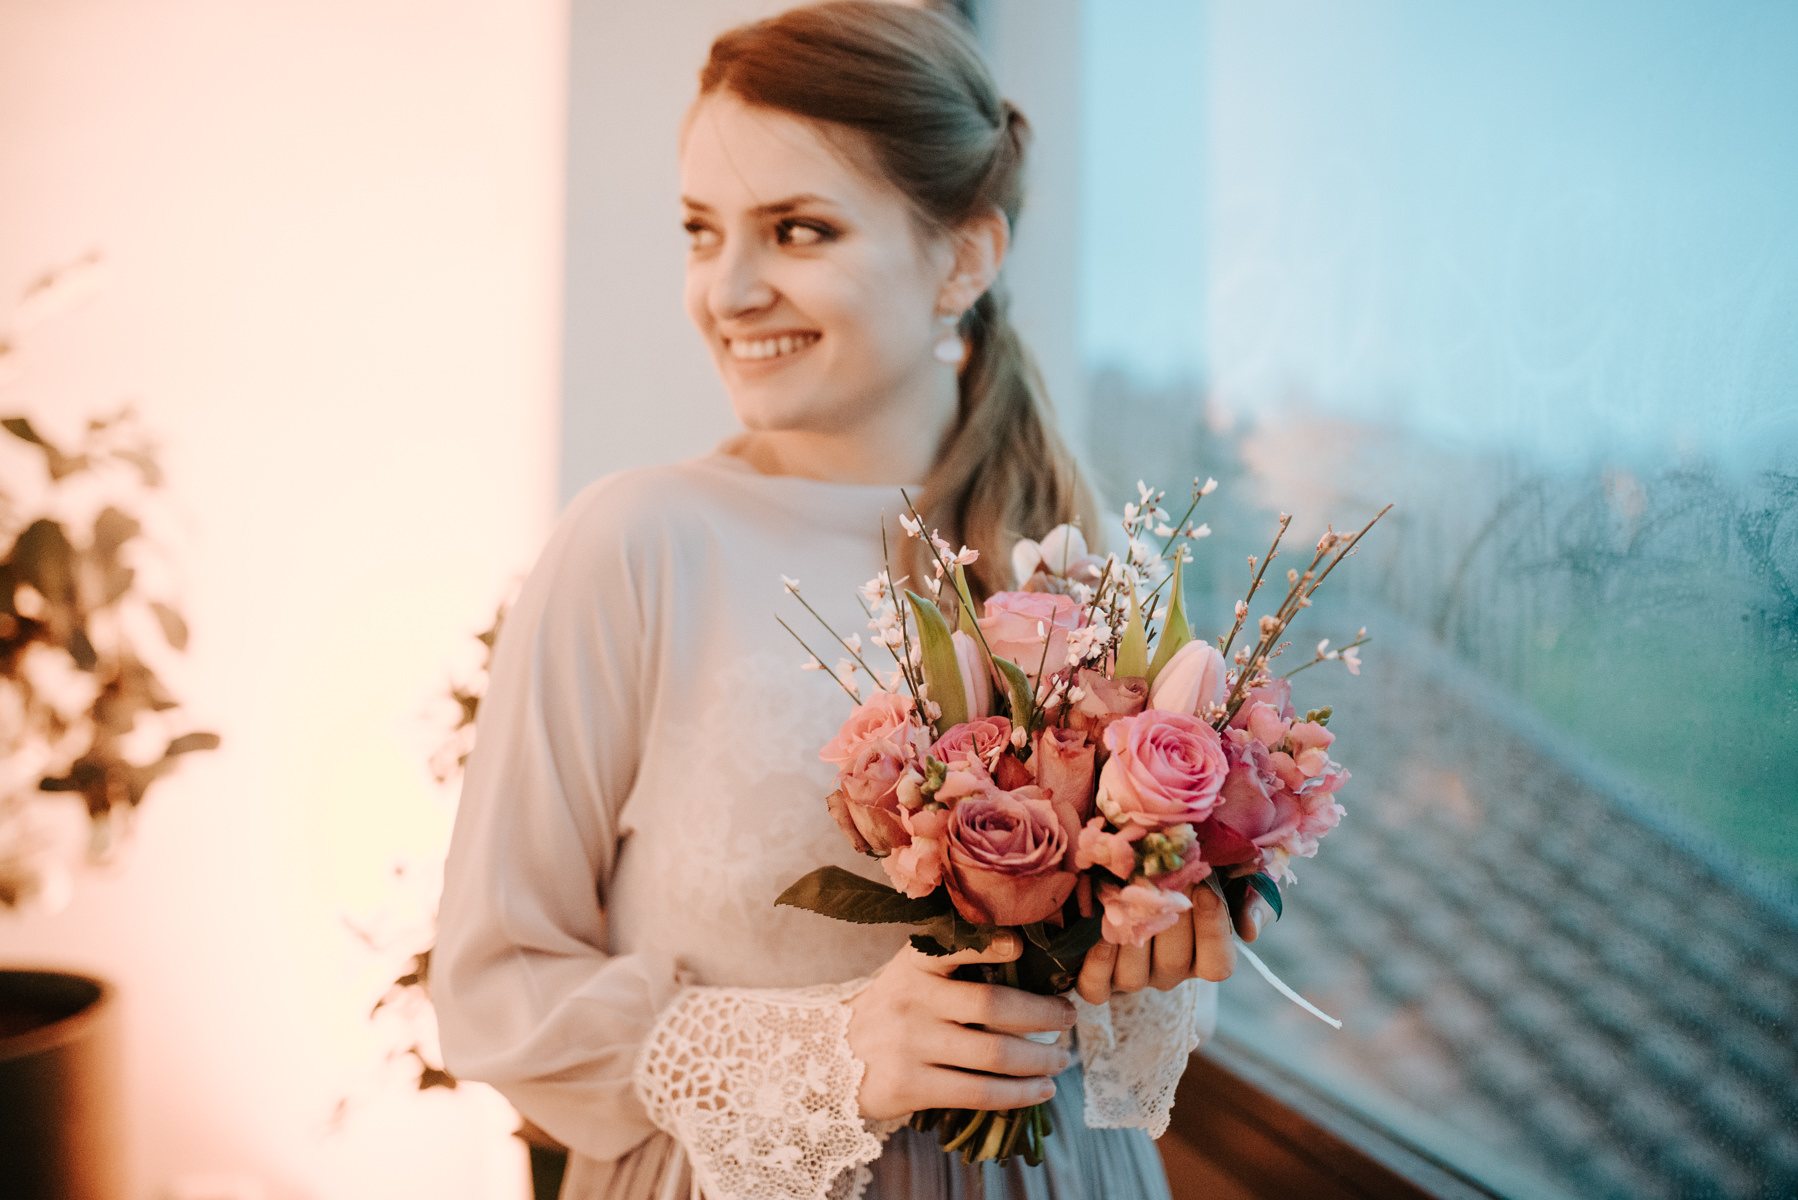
[700,0,1100,598]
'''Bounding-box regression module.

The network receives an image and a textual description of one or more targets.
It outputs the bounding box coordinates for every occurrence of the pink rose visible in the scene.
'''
[881,806,949,898]
[837,737,912,854]
[951,630,992,719]
[944,786,1077,926]
[1030,726,1096,822]
[1197,736,1301,872]
[977,591,1082,680]
[1097,710,1229,829]
[1064,669,1148,744]
[1147,641,1227,718]
[820,692,917,766]
[929,716,1013,774]
[1074,817,1137,879]
[1097,880,1193,947]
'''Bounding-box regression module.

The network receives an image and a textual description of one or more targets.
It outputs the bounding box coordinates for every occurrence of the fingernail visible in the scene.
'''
[993,932,1017,955]
[1039,1081,1057,1101]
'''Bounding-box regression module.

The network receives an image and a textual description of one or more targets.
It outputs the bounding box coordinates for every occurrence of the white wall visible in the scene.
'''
[0,2,565,1197]
[559,0,1089,501]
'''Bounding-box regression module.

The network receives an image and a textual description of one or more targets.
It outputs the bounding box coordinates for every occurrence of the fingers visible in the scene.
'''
[913,1064,1060,1113]
[914,929,1022,976]
[1235,894,1269,943]
[927,1022,1071,1080]
[941,971,1076,1035]
[1075,939,1117,1005]
[1149,906,1195,991]
[1188,883,1236,981]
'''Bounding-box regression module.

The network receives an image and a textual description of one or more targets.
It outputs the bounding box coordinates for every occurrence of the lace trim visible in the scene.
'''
[634,978,886,1200]
[1073,981,1208,1139]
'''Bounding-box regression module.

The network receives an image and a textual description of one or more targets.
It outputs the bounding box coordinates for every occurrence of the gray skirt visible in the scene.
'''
[860,1063,1173,1200]
[560,1061,1172,1200]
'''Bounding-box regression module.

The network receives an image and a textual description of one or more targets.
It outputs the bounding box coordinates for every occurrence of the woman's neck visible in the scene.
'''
[727,372,957,486]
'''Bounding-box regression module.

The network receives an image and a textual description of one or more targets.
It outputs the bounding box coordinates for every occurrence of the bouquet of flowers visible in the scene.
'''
[777,482,1385,1166]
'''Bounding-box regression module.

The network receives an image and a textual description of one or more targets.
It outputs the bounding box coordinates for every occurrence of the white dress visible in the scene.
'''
[435,450,1214,1200]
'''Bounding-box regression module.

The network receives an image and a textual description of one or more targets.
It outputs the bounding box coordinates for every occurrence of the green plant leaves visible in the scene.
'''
[905,589,968,734]
[1116,587,1148,680]
[910,910,997,956]
[991,653,1035,731]
[776,865,950,925]
[1146,556,1192,689]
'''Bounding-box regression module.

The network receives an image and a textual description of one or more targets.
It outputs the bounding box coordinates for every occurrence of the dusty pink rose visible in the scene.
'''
[820,692,916,766]
[944,786,1077,926]
[1148,641,1227,718]
[1064,669,1148,744]
[1097,880,1192,946]
[1097,710,1230,829]
[951,630,992,718]
[929,716,1013,774]
[1030,726,1096,821]
[1198,736,1301,873]
[977,591,1082,680]
[1074,817,1137,879]
[881,806,949,898]
[837,737,912,854]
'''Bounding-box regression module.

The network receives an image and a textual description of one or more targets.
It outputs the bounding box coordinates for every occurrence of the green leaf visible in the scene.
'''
[1115,587,1148,679]
[1146,556,1192,689]
[991,654,1035,731]
[953,563,978,637]
[910,910,996,956]
[905,590,968,735]
[163,731,221,757]
[1025,914,1104,968]
[1244,871,1283,920]
[776,865,950,925]
[150,601,189,650]
[14,519,77,607]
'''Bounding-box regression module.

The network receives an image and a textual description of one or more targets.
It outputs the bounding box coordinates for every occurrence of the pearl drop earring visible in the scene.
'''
[932,312,965,365]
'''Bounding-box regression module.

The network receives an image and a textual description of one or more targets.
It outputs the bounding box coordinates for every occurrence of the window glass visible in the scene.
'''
[1077,2,1798,1197]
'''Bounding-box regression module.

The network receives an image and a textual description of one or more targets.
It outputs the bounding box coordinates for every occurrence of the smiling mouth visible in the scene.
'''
[726,332,820,362]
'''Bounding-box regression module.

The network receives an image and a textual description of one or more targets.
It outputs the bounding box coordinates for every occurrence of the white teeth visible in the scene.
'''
[728,333,818,361]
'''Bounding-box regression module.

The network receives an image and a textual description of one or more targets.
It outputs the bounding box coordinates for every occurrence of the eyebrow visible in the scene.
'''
[680,193,840,216]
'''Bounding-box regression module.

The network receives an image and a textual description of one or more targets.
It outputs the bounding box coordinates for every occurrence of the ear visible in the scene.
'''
[936,207,1010,315]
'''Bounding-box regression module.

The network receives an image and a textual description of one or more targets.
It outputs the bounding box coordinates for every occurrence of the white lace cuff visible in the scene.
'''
[633,978,888,1200]
[1074,979,1213,1138]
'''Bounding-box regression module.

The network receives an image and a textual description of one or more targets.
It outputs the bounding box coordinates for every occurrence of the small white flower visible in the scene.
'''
[801,657,825,671]
[1067,684,1086,703]
[925,700,943,722]
[1200,477,1218,496]
[1316,639,1331,656]
[1341,646,1362,675]
[899,514,923,537]
[780,574,801,593]
[1154,523,1174,538]
[1010,726,1028,749]
[844,633,863,654]
[1137,480,1155,505]
[1190,523,1211,539]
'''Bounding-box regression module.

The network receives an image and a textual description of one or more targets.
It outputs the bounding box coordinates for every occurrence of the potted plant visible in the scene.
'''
[1,260,218,1198]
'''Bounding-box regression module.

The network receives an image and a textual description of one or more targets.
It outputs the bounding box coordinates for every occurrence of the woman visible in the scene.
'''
[435,5,1264,1198]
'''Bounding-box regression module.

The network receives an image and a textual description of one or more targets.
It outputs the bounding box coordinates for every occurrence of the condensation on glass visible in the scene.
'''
[1075,2,1798,1197]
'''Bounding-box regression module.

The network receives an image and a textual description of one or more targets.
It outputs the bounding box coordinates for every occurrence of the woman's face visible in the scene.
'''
[680,93,957,440]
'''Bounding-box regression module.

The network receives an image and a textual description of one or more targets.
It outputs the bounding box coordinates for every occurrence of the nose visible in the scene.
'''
[708,234,776,322]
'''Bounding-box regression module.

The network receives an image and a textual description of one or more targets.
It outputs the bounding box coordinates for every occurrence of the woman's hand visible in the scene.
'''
[846,932,1076,1121]
[1074,885,1269,1006]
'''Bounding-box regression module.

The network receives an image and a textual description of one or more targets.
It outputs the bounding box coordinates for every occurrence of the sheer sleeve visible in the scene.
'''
[1074,979,1217,1138]
[434,478,679,1161]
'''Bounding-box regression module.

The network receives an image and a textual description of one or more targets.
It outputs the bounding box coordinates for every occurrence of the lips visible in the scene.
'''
[725,331,820,361]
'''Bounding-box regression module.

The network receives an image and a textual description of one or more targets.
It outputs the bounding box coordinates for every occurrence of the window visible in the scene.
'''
[1063,2,1798,1197]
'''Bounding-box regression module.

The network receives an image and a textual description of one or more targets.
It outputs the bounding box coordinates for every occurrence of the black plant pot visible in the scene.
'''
[0,970,124,1200]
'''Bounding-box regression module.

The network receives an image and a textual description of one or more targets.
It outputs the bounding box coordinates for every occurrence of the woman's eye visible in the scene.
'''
[684,220,719,250]
[777,219,835,247]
